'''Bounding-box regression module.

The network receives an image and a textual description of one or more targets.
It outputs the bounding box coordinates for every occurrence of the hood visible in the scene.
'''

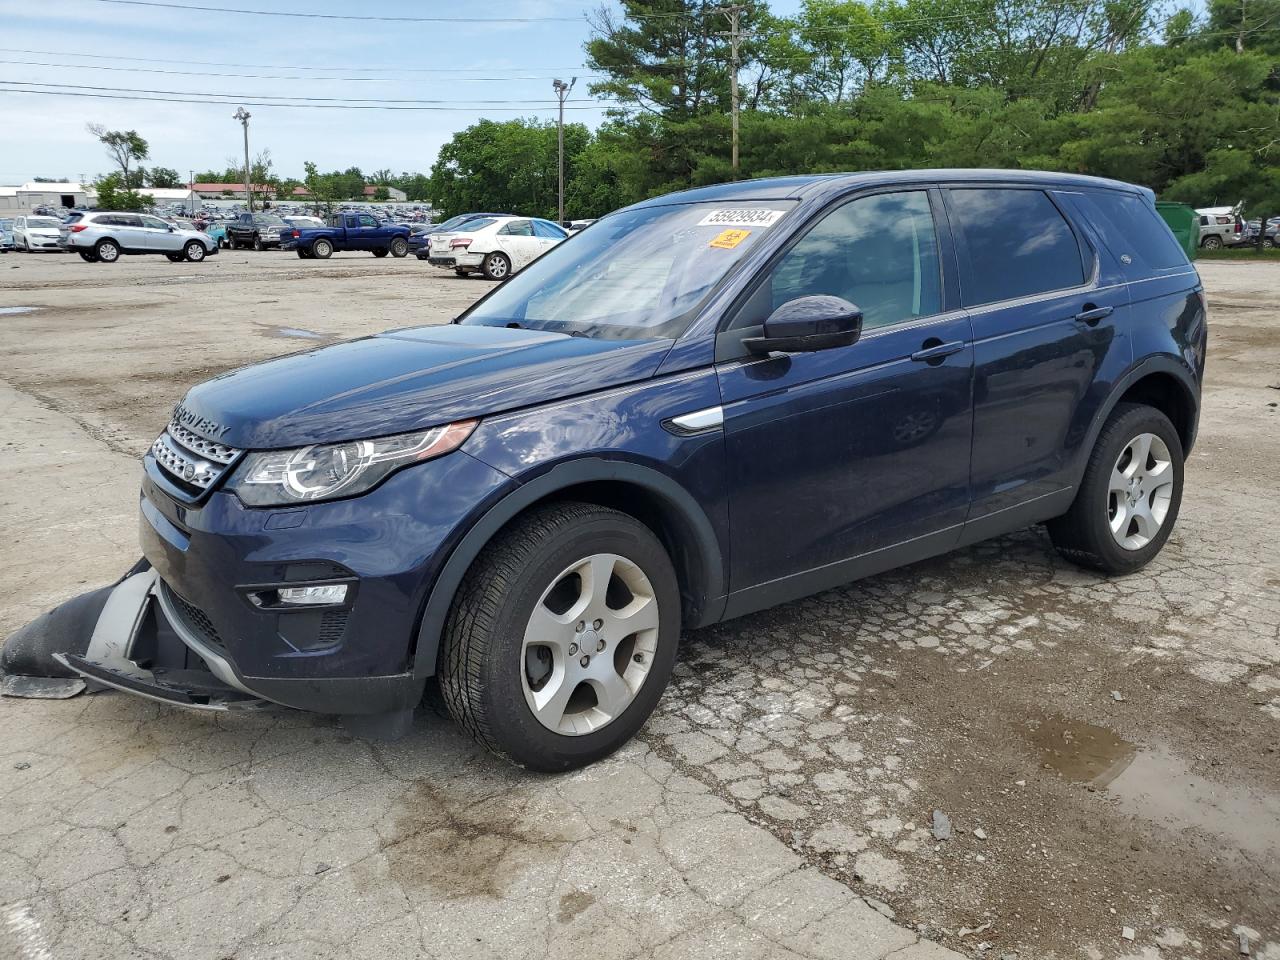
[177,323,673,449]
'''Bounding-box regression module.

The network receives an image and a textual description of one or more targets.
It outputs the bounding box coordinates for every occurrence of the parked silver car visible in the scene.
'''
[59,212,219,263]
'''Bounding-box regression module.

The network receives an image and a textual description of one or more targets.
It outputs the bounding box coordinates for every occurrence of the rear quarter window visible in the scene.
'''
[1077,190,1190,270]
[947,188,1086,306]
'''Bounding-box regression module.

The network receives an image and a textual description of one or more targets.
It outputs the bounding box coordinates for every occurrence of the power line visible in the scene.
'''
[0,79,604,105]
[89,0,696,22]
[0,47,596,73]
[0,83,611,111]
[0,58,606,83]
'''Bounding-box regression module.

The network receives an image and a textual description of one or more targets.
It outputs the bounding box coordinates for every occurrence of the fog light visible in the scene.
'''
[277,584,348,606]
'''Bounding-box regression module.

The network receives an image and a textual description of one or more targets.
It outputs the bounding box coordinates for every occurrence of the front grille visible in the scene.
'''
[150,418,242,493]
[163,584,226,651]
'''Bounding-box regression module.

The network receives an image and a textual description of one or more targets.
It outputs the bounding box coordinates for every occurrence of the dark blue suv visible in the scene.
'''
[54,171,1207,770]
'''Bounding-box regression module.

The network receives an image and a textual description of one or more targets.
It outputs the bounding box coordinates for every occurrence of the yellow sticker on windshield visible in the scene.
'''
[709,228,751,249]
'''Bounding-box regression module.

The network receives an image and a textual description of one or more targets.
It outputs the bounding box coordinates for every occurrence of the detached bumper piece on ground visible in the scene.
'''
[1,562,266,711]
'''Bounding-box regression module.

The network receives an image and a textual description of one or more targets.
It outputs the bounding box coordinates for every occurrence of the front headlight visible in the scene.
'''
[230,420,476,506]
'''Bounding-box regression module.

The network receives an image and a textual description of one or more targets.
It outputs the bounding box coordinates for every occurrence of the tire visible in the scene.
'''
[481,251,511,280]
[95,239,120,263]
[1047,402,1184,574]
[312,238,333,259]
[454,269,469,277]
[297,249,310,259]
[373,248,388,258]
[166,253,185,263]
[437,501,681,772]
[389,237,408,258]
[1200,235,1222,250]
[78,250,99,263]
[1269,236,1278,249]
[184,241,206,262]
[252,234,264,252]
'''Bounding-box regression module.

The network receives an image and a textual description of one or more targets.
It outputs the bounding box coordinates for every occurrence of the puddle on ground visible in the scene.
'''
[0,306,40,315]
[1024,715,1280,862]
[273,326,326,340]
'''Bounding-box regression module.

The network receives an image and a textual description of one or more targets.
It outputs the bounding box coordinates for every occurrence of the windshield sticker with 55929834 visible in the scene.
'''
[697,209,786,228]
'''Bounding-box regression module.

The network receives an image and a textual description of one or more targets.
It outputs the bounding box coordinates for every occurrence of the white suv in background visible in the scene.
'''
[13,215,64,252]
[425,215,567,279]
[59,212,220,263]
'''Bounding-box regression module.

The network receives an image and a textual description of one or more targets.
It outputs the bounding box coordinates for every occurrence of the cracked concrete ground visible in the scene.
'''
[1,252,1277,959]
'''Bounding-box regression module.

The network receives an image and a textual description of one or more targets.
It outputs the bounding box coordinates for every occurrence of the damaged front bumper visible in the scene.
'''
[3,564,268,711]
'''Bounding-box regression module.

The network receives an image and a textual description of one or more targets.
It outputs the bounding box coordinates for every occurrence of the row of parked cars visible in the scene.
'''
[0,208,594,274]
[1196,205,1279,248]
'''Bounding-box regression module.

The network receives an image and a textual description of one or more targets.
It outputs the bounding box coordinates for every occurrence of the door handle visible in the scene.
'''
[910,339,965,363]
[1074,304,1114,326]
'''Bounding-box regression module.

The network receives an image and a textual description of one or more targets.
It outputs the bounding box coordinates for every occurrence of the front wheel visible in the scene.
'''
[312,239,333,259]
[389,237,408,258]
[1047,402,1184,574]
[252,234,264,252]
[437,502,680,771]
[481,251,511,280]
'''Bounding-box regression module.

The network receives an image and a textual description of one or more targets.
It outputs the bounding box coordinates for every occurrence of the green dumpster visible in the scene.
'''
[1156,201,1198,260]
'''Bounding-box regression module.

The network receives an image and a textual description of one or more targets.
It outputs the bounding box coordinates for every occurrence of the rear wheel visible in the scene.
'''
[454,268,469,277]
[1200,235,1223,250]
[166,253,184,263]
[297,248,311,259]
[312,238,333,259]
[184,241,206,262]
[1047,402,1183,574]
[78,250,99,263]
[389,237,409,258]
[482,251,511,281]
[437,502,680,771]
[373,248,388,258]
[95,239,120,263]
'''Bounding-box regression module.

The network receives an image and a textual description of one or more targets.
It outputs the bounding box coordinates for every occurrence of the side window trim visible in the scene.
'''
[718,185,948,340]
[942,185,1095,310]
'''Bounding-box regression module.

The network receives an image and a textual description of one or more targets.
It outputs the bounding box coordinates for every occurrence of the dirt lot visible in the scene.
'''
[1,250,1277,960]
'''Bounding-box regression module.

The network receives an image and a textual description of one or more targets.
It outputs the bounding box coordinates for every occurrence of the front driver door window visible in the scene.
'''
[716,189,976,603]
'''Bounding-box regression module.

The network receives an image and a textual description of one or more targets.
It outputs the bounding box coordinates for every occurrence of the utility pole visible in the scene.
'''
[552,77,576,225]
[714,5,745,179]
[233,106,252,211]
[189,169,195,216]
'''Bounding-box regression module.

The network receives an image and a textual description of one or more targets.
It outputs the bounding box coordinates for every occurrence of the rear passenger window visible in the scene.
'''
[947,189,1085,306]
[1078,191,1189,270]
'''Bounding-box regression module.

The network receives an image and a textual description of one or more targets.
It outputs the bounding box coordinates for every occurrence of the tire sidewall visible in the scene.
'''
[470,515,680,770]
[483,252,510,280]
[313,239,333,259]
[185,241,205,262]
[390,237,408,258]
[96,239,119,262]
[1079,405,1185,573]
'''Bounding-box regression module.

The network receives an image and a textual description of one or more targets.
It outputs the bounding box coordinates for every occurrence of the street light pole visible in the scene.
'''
[552,77,576,226]
[233,107,252,212]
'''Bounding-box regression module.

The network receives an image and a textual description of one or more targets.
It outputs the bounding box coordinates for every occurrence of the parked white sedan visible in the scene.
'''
[14,215,65,252]
[425,215,568,280]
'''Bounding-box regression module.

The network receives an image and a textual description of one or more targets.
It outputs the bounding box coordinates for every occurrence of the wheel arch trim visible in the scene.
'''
[1072,355,1200,488]
[411,457,727,679]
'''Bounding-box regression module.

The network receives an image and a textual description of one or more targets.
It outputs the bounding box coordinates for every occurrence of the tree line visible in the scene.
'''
[82,0,1279,221]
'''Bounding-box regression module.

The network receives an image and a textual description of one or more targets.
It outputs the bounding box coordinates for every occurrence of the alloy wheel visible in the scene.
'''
[521,553,660,736]
[1108,432,1175,550]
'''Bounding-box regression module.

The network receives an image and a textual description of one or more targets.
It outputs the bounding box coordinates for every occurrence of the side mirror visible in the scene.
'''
[744,295,863,355]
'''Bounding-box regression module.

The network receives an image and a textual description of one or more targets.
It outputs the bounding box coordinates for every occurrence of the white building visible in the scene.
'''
[0,181,95,214]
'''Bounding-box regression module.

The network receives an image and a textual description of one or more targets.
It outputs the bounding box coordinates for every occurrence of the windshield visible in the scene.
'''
[28,217,60,228]
[256,215,287,226]
[459,201,797,340]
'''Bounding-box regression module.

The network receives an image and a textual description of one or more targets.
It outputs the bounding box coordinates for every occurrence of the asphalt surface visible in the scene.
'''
[1,249,1277,960]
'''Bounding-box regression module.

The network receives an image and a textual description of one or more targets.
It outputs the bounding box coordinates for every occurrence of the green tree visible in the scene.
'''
[146,166,183,188]
[87,124,149,187]
[430,119,589,219]
[93,172,155,211]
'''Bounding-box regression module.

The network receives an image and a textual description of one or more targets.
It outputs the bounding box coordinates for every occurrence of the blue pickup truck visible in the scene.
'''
[283,212,411,259]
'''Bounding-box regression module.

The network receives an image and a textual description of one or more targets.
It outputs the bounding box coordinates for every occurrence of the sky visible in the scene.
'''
[2,0,807,184]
